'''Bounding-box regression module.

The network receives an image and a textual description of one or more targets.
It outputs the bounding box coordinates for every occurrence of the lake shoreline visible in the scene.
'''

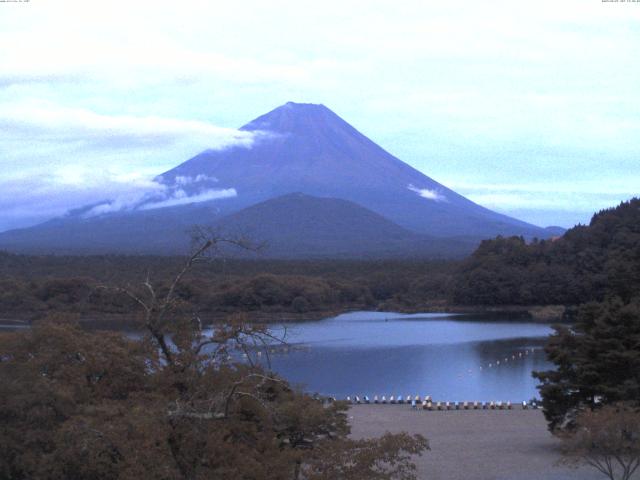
[348,405,599,480]
[0,304,570,330]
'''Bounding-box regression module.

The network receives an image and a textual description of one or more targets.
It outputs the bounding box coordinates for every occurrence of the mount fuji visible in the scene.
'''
[0,102,555,257]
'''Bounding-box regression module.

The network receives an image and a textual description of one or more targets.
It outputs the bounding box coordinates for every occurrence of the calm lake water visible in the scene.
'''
[1,311,554,402]
[260,312,554,402]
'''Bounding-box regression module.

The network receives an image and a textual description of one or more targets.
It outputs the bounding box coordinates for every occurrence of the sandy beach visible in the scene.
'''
[349,406,603,480]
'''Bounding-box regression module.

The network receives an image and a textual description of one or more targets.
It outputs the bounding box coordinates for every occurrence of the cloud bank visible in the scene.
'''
[0,102,259,150]
[0,103,261,231]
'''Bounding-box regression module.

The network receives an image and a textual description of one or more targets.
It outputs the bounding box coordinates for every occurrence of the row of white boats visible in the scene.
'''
[345,395,540,410]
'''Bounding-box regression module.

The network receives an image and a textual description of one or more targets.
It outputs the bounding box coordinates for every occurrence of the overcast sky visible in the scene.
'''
[1,0,638,231]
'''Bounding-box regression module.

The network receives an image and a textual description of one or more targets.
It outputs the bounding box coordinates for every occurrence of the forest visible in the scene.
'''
[453,198,640,307]
[0,254,456,324]
[1,198,638,325]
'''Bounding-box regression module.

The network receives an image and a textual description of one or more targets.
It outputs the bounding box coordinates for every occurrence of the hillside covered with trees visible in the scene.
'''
[452,198,640,307]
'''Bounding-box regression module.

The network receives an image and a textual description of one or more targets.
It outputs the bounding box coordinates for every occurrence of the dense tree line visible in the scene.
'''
[0,255,456,322]
[453,198,640,307]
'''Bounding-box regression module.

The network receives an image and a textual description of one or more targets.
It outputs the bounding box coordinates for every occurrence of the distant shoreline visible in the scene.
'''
[0,304,569,331]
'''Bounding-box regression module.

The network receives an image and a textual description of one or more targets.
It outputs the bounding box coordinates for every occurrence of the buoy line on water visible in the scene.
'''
[455,347,544,380]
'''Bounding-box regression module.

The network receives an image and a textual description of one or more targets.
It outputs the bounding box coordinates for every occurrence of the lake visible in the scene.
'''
[1,311,555,403]
[259,311,554,402]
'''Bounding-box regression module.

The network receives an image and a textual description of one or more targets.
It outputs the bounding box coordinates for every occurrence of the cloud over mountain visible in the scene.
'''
[0,103,265,231]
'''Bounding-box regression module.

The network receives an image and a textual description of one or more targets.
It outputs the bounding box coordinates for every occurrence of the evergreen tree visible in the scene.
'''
[533,298,640,430]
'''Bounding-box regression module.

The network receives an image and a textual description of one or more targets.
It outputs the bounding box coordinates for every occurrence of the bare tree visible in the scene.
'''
[110,230,275,365]
[560,403,640,480]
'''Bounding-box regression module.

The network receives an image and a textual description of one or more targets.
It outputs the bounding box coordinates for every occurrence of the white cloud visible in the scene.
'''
[0,102,259,231]
[84,185,237,216]
[139,188,237,211]
[0,169,158,230]
[0,102,259,150]
[407,185,447,202]
[0,165,236,232]
[173,174,218,186]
